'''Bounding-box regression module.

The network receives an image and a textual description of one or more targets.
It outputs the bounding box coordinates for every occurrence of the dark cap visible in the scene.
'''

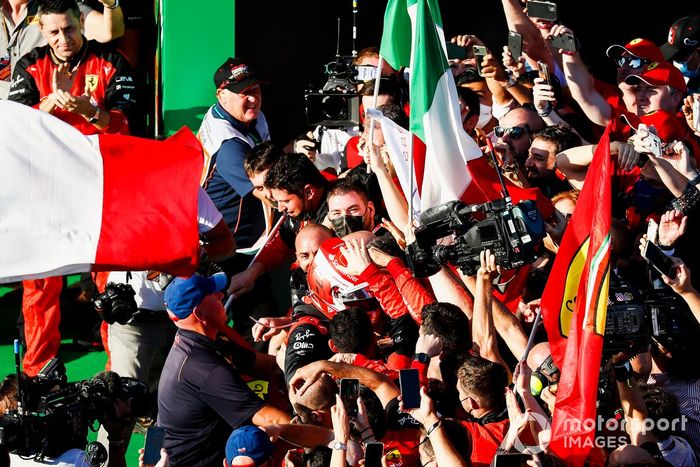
[214,57,260,93]
[661,15,700,61]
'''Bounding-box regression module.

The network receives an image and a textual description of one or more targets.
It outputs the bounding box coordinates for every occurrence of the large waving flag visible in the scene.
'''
[0,100,202,283]
[379,0,483,212]
[541,126,612,465]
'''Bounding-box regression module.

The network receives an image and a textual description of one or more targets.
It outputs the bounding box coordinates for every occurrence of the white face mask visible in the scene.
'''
[477,103,492,128]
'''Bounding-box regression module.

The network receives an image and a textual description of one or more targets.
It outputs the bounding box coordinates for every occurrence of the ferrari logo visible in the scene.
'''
[647,62,659,71]
[85,75,99,92]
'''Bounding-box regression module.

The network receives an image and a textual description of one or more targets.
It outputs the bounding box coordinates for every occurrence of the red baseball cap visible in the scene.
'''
[624,61,688,94]
[606,38,665,63]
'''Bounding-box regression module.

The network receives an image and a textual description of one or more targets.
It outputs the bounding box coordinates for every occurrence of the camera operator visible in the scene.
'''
[0,372,139,467]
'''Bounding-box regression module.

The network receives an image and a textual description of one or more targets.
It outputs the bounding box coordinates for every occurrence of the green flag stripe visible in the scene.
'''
[409,0,449,141]
[380,0,411,71]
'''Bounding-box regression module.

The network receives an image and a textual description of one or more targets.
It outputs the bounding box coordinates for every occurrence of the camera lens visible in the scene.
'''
[321,95,349,120]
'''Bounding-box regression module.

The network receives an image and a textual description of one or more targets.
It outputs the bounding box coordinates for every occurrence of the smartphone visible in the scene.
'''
[537,61,550,87]
[364,442,385,467]
[399,369,420,409]
[473,45,488,77]
[507,31,523,60]
[526,0,557,21]
[644,131,664,158]
[143,426,166,465]
[693,98,700,132]
[642,239,676,279]
[339,378,360,417]
[493,453,532,466]
[550,33,577,52]
[446,42,467,60]
[646,219,659,245]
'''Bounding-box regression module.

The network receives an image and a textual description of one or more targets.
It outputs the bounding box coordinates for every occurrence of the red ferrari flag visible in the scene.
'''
[541,125,612,465]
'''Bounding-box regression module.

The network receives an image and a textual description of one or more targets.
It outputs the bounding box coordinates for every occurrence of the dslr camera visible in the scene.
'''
[305,56,360,128]
[92,282,138,325]
[407,198,546,277]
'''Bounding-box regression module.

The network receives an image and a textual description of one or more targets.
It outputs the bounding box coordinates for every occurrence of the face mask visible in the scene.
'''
[330,214,365,237]
[674,60,699,80]
[477,103,492,128]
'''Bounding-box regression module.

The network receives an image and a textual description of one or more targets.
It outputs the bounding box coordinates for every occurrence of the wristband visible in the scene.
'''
[503,74,518,89]
[105,0,120,9]
[689,172,700,186]
[613,361,631,383]
[538,103,553,117]
[426,419,442,436]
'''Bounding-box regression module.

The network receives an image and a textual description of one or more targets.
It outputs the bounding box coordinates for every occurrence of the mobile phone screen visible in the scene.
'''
[493,453,532,466]
[364,442,384,467]
[537,61,550,87]
[143,426,166,465]
[340,378,360,417]
[646,219,659,245]
[399,369,420,409]
[643,240,676,279]
[446,42,467,60]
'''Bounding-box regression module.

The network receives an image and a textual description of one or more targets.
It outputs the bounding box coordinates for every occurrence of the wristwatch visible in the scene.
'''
[332,441,348,451]
[413,352,430,364]
[89,105,101,124]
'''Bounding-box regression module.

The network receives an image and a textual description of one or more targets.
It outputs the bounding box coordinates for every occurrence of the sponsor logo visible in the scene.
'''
[85,74,99,92]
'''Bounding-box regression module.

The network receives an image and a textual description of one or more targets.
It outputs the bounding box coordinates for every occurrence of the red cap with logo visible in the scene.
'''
[624,61,688,94]
[661,15,700,61]
[606,38,665,62]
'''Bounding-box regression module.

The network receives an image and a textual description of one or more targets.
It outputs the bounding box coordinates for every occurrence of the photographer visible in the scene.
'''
[0,371,141,467]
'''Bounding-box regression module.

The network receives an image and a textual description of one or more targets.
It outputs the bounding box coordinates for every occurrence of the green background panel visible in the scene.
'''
[160,0,235,136]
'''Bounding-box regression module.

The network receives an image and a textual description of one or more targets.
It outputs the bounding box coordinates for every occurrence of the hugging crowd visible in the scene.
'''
[3,0,700,466]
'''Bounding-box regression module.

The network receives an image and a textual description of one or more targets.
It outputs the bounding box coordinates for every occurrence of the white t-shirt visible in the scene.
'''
[9,448,90,466]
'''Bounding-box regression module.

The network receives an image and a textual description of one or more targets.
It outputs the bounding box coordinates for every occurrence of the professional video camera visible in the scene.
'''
[603,278,686,356]
[305,56,361,128]
[92,281,137,325]
[407,198,547,277]
[0,357,147,461]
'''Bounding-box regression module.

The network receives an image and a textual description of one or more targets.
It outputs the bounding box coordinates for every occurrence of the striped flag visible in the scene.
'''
[541,125,612,464]
[379,0,483,213]
[0,100,202,283]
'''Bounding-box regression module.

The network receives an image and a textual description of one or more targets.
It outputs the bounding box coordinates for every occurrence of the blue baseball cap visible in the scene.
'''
[164,272,228,319]
[225,425,274,466]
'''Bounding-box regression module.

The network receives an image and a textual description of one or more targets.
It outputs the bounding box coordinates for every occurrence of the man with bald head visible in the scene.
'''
[295,224,335,272]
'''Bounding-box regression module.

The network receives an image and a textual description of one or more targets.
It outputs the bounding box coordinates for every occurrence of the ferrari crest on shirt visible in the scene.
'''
[85,75,99,92]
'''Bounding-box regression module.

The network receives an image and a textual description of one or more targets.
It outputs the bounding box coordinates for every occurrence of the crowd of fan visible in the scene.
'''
[3,0,700,466]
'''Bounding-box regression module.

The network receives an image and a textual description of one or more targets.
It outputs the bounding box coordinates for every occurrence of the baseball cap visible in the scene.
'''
[214,58,260,93]
[605,38,665,63]
[661,15,700,61]
[164,272,228,319]
[225,426,274,466]
[624,61,688,94]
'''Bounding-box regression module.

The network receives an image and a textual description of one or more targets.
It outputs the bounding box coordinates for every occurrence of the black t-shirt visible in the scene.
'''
[284,313,332,385]
[157,329,265,467]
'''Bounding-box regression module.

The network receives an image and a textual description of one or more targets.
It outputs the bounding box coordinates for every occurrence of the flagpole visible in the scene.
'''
[367,55,385,174]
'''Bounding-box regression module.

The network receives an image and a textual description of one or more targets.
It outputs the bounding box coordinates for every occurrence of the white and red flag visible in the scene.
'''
[0,100,202,282]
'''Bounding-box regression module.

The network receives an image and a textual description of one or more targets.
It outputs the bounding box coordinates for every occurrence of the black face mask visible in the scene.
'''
[330,214,366,237]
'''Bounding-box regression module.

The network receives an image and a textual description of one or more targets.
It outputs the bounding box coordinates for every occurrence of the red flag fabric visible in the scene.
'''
[541,125,613,465]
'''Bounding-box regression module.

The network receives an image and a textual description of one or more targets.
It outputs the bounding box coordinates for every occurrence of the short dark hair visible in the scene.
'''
[421,302,470,350]
[456,67,485,85]
[377,103,409,130]
[244,142,283,177]
[457,86,481,121]
[640,384,682,440]
[532,124,582,155]
[457,355,508,411]
[330,308,373,353]
[305,446,332,467]
[421,418,472,461]
[327,178,370,204]
[264,152,329,196]
[38,0,80,17]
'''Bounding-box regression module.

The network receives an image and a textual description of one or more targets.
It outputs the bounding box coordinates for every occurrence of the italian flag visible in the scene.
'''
[379,0,483,212]
[0,100,202,283]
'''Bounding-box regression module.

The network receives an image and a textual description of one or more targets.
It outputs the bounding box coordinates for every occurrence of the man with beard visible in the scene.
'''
[492,106,545,182]
[523,124,581,198]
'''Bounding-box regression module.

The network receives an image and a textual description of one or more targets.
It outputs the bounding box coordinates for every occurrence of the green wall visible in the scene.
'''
[159,0,235,136]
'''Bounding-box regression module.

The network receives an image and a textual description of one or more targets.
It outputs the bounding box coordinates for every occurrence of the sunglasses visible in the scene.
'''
[616,55,649,70]
[494,124,530,140]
